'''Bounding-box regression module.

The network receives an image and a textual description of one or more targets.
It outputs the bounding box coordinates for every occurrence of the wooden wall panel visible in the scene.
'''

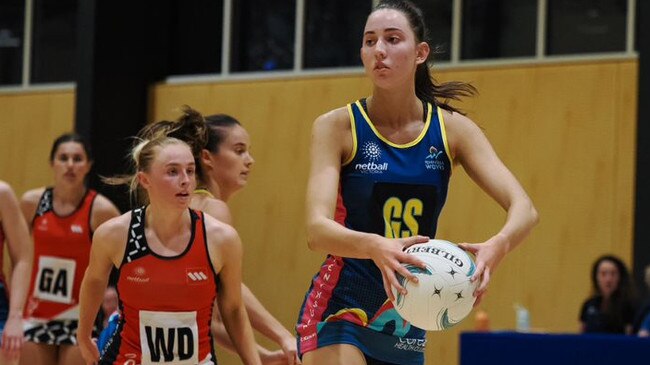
[0,91,75,197]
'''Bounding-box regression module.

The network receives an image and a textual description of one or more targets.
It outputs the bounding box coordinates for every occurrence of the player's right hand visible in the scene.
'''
[369,235,429,302]
[0,315,24,360]
[260,348,291,365]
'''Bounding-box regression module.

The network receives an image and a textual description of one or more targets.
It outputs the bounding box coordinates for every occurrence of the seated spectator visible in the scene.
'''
[100,286,118,329]
[579,255,636,334]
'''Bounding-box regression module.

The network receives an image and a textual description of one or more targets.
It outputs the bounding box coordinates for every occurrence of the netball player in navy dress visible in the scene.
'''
[296,1,539,364]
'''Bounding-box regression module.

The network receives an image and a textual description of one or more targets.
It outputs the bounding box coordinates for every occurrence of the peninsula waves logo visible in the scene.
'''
[425,146,446,171]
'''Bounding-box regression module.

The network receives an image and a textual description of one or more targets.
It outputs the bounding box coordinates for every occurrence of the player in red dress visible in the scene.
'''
[20,134,119,365]
[77,136,261,365]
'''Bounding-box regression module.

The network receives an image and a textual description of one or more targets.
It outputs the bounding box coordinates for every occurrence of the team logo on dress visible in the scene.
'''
[36,218,48,231]
[362,141,382,161]
[186,268,209,285]
[127,266,150,283]
[426,146,444,160]
[70,224,83,234]
[394,337,427,352]
[355,141,388,174]
[425,146,446,170]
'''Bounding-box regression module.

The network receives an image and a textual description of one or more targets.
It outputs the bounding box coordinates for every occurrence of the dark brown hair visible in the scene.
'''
[373,0,477,114]
[203,114,242,154]
[590,255,637,331]
[49,133,93,163]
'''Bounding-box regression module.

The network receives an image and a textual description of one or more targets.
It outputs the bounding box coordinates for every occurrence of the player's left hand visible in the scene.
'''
[261,348,299,365]
[459,234,509,302]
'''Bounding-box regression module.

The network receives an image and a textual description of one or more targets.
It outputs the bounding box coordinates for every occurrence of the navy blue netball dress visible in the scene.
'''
[297,99,452,365]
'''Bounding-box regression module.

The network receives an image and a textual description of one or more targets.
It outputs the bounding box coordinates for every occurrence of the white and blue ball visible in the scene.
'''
[391,239,478,331]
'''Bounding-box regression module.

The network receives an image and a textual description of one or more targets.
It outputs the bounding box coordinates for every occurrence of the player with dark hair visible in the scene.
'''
[296,1,538,364]
[20,133,120,365]
[580,254,637,334]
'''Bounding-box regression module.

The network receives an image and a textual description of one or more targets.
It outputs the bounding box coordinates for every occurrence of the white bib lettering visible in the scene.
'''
[139,310,199,365]
[34,256,76,304]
